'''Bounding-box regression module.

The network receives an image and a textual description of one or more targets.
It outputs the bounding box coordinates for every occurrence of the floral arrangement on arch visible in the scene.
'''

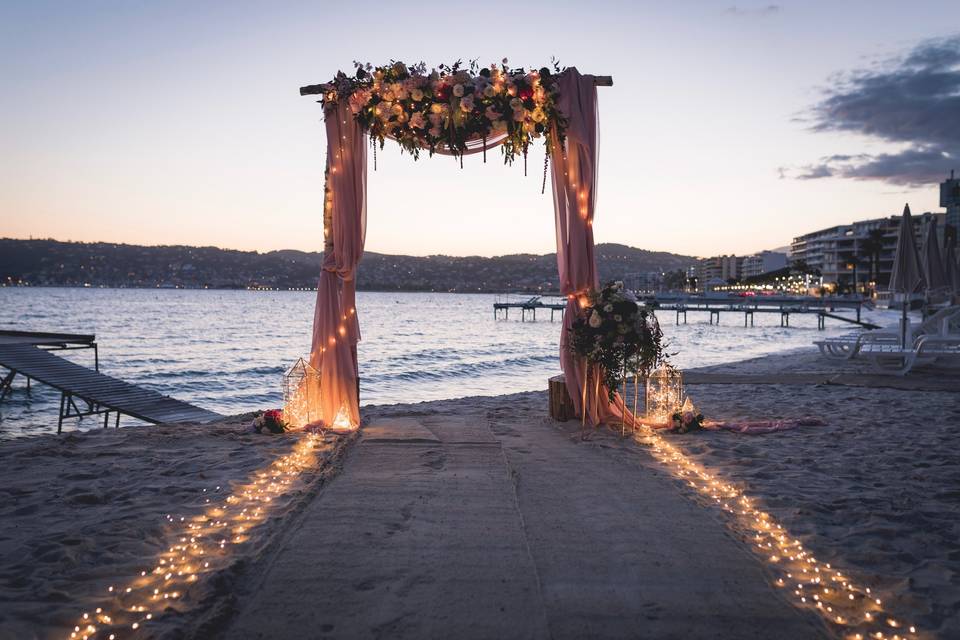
[317,59,568,165]
[568,281,666,401]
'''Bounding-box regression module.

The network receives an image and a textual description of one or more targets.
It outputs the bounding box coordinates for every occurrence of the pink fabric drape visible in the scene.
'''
[551,68,633,427]
[309,100,367,428]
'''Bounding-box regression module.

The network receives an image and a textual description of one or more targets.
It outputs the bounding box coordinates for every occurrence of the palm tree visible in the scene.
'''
[859,228,885,286]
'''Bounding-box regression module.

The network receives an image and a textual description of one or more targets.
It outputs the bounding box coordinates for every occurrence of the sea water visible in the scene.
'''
[0,288,898,439]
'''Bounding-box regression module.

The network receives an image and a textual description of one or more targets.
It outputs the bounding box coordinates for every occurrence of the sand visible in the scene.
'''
[219,409,823,640]
[678,348,960,637]
[0,346,957,639]
[0,417,349,640]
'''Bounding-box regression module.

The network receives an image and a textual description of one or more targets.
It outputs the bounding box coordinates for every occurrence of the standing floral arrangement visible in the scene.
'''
[317,59,568,166]
[568,281,666,402]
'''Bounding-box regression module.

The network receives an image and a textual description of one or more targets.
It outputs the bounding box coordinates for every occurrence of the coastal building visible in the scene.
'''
[624,271,665,292]
[790,212,944,291]
[696,255,742,284]
[740,251,788,279]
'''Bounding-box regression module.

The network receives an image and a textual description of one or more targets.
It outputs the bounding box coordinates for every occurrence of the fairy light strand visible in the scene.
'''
[64,431,338,640]
[632,425,921,640]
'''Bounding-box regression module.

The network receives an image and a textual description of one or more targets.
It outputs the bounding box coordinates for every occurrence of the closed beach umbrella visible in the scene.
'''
[921,215,948,293]
[888,204,924,347]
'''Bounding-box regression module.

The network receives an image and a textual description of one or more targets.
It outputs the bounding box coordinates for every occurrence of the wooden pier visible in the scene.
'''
[492,294,880,330]
[641,295,880,330]
[0,330,222,432]
[493,296,566,322]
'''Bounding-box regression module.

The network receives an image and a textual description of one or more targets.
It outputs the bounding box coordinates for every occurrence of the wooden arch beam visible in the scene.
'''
[299,75,612,96]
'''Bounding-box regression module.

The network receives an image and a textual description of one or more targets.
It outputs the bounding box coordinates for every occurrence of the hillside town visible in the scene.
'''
[3,172,957,297]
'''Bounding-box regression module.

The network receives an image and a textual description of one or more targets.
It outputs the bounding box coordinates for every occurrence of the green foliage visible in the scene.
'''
[568,281,666,401]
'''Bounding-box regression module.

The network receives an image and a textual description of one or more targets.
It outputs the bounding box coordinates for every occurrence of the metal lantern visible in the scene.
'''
[645,366,683,421]
[283,357,322,429]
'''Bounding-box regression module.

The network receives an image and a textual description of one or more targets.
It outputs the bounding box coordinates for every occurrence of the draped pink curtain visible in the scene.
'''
[551,68,633,427]
[309,100,366,428]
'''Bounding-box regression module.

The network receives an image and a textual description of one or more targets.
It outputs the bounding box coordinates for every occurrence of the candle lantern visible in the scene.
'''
[283,357,322,429]
[645,366,683,421]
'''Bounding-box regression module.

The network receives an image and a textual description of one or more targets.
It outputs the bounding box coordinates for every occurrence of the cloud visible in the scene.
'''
[724,5,781,17]
[796,35,960,186]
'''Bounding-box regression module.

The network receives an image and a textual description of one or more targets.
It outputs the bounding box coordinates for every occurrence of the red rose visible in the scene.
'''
[435,85,450,101]
[519,87,533,101]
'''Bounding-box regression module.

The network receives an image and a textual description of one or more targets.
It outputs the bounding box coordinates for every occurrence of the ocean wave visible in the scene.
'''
[363,353,558,384]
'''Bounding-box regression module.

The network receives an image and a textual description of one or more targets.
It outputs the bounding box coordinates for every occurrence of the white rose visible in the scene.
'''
[453,83,465,97]
[604,304,613,312]
[411,88,424,101]
[588,311,601,328]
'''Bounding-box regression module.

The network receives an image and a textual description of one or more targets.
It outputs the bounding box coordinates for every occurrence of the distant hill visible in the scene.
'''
[0,238,697,293]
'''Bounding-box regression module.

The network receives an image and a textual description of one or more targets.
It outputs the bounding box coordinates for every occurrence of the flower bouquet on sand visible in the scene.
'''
[252,409,288,434]
[669,398,704,434]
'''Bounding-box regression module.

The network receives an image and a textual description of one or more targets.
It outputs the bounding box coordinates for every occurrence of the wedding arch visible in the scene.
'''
[299,60,631,429]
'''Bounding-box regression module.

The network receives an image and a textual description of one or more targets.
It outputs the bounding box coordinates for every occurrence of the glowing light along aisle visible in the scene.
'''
[64,432,330,640]
[634,426,920,640]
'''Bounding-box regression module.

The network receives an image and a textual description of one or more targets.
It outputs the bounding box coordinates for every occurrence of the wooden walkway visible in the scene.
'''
[0,341,222,432]
[493,295,566,321]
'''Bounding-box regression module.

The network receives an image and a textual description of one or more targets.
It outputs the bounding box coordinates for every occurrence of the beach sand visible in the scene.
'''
[0,347,957,638]
[0,417,349,640]
[679,348,960,637]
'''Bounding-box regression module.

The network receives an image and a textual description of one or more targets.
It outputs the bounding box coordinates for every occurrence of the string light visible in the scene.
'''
[631,425,922,639]
[62,431,342,639]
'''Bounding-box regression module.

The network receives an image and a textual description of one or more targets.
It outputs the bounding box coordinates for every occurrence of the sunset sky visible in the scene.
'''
[1,1,957,258]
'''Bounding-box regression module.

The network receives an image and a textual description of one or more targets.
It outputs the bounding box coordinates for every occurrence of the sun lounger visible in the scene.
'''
[815,306,960,361]
[856,334,960,375]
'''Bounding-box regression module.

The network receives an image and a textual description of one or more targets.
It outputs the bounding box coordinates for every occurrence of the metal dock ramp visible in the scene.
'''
[0,333,222,432]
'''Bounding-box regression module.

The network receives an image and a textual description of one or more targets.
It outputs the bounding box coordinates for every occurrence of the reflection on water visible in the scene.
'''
[0,288,898,439]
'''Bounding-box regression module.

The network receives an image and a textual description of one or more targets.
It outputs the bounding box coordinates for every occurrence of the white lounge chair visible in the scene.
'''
[857,334,960,375]
[815,305,960,360]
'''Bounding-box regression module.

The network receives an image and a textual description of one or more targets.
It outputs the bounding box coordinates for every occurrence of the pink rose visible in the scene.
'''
[409,112,426,129]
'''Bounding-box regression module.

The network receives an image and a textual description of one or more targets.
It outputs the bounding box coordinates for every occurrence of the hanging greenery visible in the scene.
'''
[317,59,568,164]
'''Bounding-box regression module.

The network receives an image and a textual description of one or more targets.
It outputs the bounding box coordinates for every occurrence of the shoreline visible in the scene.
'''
[1,347,957,637]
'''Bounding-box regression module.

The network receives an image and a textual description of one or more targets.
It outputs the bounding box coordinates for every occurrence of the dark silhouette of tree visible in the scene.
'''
[859,229,885,284]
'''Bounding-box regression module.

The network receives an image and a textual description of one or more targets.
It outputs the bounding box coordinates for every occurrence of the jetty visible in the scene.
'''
[493,295,566,321]
[493,294,880,330]
[0,330,222,432]
[642,294,879,330]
